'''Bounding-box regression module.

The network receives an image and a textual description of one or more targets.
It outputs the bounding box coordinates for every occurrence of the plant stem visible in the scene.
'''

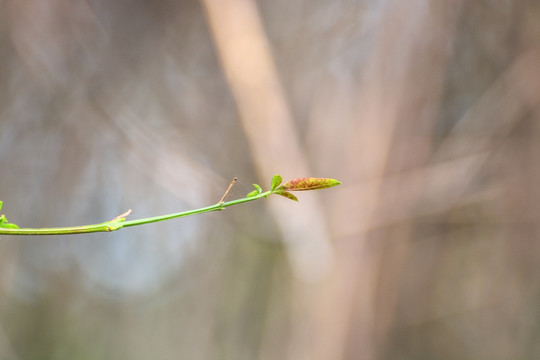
[0,191,271,236]
[0,176,341,236]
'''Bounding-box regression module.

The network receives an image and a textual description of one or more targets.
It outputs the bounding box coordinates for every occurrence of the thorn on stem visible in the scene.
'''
[219,177,238,204]
[111,209,132,221]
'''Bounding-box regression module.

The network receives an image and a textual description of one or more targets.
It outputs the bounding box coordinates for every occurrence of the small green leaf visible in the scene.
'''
[275,191,298,202]
[0,215,6,224]
[246,184,263,198]
[270,175,282,191]
[246,190,259,198]
[0,201,3,212]
[281,177,341,191]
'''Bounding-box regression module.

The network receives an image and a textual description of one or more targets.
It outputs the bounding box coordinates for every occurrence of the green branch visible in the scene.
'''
[0,175,340,236]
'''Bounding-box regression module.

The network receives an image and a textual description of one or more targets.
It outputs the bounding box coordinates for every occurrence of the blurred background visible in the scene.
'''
[1,0,540,359]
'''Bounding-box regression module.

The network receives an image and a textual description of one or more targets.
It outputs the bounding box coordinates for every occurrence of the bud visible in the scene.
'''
[280,177,341,191]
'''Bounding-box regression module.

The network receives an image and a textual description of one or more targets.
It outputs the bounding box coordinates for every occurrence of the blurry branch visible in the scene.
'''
[94,104,221,208]
[201,0,334,281]
[436,50,540,161]
[333,152,491,237]
[333,50,540,238]
[0,176,340,236]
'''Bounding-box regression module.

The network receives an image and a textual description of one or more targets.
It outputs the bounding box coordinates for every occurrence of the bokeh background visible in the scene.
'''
[1,0,540,359]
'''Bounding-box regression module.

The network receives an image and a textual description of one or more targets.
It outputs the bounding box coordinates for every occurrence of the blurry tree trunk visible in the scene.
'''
[311,2,463,359]
[201,0,334,284]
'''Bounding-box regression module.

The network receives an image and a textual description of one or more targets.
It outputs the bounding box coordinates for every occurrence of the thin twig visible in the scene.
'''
[111,209,132,221]
[219,177,238,203]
